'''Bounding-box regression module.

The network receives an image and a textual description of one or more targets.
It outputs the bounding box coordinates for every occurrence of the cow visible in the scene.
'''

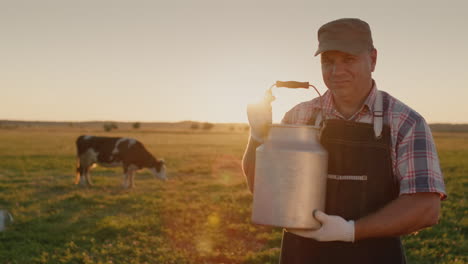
[75,135,167,188]
[0,210,14,232]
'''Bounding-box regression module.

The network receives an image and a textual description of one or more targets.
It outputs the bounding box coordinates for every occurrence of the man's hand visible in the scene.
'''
[247,89,275,143]
[290,210,355,242]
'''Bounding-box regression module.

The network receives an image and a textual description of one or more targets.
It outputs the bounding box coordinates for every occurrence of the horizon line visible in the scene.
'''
[0,119,249,125]
[1,119,468,126]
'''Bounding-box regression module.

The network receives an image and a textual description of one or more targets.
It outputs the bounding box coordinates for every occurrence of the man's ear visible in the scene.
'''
[370,48,377,72]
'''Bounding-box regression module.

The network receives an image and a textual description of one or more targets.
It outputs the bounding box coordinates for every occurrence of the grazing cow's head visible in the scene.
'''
[150,159,167,181]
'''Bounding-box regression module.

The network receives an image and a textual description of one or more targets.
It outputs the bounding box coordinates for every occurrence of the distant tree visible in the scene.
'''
[202,122,214,130]
[230,126,235,131]
[133,122,141,129]
[244,125,249,131]
[103,123,112,132]
[103,122,118,132]
[190,122,199,130]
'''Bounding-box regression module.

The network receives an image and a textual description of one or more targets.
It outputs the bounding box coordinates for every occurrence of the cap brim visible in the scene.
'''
[314,44,363,57]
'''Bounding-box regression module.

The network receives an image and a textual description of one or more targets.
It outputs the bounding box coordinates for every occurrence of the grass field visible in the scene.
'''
[0,127,466,264]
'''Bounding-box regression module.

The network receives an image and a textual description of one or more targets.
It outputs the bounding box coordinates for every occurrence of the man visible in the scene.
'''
[242,18,446,263]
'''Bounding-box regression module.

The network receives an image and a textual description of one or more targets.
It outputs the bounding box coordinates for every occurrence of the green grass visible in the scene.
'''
[0,129,466,263]
[402,132,468,264]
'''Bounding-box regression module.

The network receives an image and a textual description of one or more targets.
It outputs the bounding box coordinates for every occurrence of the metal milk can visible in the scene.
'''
[251,81,328,230]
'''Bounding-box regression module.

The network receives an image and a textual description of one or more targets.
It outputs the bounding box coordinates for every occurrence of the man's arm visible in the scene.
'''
[302,192,441,242]
[352,114,443,240]
[352,114,443,239]
[355,192,440,240]
[242,136,262,193]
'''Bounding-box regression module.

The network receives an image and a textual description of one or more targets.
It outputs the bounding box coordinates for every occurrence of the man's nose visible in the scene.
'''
[331,63,346,76]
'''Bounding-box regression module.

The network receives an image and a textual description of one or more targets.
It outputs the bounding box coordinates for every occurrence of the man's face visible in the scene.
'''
[321,49,377,99]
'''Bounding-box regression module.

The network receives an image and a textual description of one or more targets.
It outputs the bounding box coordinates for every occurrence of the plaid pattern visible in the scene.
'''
[282,82,447,199]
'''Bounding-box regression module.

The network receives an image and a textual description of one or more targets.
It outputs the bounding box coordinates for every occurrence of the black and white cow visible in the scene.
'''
[75,135,167,188]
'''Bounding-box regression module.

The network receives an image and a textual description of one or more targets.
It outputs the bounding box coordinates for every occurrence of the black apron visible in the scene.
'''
[280,119,406,264]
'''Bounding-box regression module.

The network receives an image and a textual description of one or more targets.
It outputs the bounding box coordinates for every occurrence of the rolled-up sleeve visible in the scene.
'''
[395,115,447,200]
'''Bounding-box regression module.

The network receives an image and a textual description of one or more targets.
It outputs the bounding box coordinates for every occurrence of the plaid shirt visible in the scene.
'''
[282,82,447,199]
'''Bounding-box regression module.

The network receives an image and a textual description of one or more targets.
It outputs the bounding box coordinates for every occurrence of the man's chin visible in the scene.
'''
[331,81,351,87]
[329,84,351,92]
[329,86,355,98]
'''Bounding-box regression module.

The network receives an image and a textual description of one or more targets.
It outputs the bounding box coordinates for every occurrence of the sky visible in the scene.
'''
[1,0,467,124]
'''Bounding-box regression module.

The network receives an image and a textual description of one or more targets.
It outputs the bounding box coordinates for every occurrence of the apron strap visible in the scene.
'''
[315,111,323,127]
[373,90,383,139]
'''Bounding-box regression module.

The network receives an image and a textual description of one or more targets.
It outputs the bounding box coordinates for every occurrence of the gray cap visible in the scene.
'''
[314,18,374,56]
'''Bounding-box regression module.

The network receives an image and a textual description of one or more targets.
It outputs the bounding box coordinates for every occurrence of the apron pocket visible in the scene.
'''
[326,174,368,220]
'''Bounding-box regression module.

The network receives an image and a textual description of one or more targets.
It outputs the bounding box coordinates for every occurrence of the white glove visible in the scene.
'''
[247,89,275,143]
[289,210,355,242]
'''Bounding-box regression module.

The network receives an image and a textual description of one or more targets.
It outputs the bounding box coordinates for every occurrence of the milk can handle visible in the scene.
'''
[275,81,310,89]
[270,81,324,126]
